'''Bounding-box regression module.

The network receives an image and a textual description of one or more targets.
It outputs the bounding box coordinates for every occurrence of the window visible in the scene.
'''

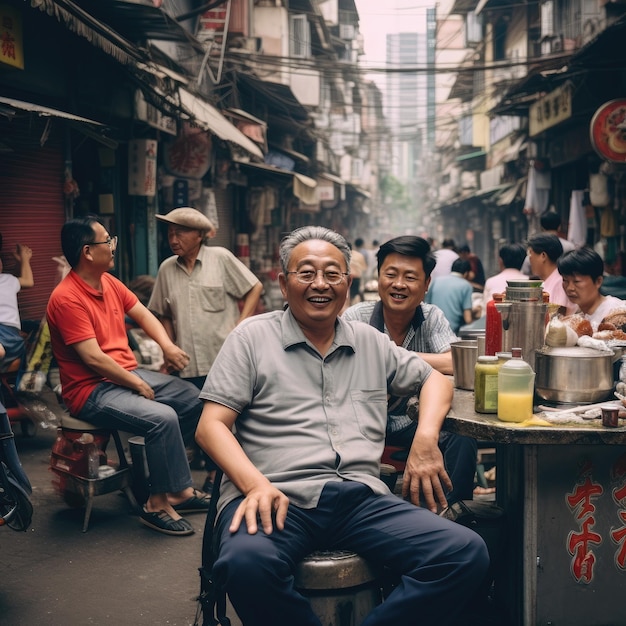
[290,14,311,58]
[541,1,554,37]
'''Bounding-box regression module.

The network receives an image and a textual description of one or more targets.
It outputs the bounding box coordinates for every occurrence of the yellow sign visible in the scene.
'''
[529,82,572,137]
[0,5,24,69]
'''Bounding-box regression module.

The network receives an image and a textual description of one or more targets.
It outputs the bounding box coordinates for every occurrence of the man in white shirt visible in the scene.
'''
[430,238,459,280]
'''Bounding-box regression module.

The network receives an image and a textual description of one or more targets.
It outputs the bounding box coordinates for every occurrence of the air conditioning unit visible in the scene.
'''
[243,37,262,53]
[339,24,355,40]
[551,34,564,53]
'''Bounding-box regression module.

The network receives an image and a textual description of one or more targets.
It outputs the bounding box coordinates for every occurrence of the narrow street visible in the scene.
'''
[1,392,217,626]
[1,390,502,626]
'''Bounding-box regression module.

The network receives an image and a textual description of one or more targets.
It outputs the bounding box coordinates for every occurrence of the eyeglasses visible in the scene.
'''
[286,269,349,285]
[88,236,118,249]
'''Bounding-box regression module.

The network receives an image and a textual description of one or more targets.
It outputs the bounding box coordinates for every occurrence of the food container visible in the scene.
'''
[534,346,616,404]
[474,355,499,413]
[601,405,619,428]
[451,340,478,390]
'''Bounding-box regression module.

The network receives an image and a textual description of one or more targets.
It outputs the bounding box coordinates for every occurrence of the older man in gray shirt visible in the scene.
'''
[195,226,488,626]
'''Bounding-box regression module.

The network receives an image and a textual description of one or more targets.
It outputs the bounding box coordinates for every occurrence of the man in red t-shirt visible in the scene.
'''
[47,216,209,536]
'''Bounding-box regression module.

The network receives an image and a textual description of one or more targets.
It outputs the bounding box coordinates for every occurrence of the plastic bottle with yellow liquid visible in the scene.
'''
[497,347,535,422]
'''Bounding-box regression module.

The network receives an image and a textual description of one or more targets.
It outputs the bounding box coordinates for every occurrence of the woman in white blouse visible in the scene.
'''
[557,247,626,331]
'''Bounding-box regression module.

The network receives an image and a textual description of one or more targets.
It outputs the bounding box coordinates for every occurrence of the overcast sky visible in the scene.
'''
[355,0,436,66]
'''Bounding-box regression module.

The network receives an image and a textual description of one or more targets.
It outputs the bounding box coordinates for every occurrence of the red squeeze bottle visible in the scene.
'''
[485,293,504,356]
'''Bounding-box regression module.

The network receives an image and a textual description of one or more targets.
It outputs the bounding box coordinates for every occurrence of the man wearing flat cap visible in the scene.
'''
[149,207,263,391]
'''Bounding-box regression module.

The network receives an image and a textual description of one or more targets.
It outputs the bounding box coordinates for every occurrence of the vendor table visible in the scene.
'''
[443,389,626,626]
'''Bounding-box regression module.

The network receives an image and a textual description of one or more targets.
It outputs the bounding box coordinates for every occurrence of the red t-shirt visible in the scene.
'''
[47,270,139,415]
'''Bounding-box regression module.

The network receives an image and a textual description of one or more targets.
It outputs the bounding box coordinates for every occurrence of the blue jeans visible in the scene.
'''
[78,369,202,494]
[214,481,489,626]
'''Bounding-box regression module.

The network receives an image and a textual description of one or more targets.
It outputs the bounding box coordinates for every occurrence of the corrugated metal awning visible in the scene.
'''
[178,89,264,159]
[0,96,104,125]
[234,160,317,202]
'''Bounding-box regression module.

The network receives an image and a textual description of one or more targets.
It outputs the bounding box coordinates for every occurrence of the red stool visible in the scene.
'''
[381,445,407,473]
[50,413,138,532]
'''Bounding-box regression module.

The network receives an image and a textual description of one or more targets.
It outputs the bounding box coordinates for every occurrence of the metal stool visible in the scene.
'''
[294,550,383,626]
[49,414,138,532]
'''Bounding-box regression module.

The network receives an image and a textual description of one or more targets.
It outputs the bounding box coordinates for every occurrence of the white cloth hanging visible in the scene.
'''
[568,190,587,248]
[524,164,551,236]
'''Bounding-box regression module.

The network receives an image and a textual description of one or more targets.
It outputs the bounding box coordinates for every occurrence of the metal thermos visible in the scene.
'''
[495,281,547,372]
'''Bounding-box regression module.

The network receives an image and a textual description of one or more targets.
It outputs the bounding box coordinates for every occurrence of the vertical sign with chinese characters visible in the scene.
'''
[0,4,24,69]
[128,139,157,197]
[529,82,573,137]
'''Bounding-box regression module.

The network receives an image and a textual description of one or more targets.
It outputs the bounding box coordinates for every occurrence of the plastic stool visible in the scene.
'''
[294,550,383,626]
[50,414,138,532]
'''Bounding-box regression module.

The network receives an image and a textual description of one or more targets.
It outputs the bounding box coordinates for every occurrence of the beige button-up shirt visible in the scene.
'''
[149,245,259,378]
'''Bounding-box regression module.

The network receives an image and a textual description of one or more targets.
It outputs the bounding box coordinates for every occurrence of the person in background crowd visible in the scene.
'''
[458,244,485,291]
[47,216,210,536]
[195,225,488,626]
[354,236,376,282]
[0,242,34,368]
[527,233,576,315]
[347,242,367,305]
[557,247,625,330]
[430,238,459,280]
[343,235,478,503]
[522,210,576,275]
[426,258,474,334]
[482,243,528,312]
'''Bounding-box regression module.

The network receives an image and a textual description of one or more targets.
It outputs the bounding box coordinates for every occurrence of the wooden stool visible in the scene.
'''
[50,414,138,532]
[294,550,383,626]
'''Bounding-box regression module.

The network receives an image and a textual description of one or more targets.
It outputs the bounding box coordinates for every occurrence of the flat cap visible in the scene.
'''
[155,207,215,233]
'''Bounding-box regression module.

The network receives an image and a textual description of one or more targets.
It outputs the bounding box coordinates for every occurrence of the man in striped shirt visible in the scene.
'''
[343,235,478,503]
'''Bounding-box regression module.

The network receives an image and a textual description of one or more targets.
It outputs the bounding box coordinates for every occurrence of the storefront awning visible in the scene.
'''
[0,96,105,125]
[456,149,487,162]
[496,178,526,206]
[178,89,264,159]
[234,160,317,203]
[346,183,371,199]
[318,172,344,186]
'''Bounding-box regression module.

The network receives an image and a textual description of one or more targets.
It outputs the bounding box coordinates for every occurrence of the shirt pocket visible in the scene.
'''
[193,285,226,313]
[350,389,388,443]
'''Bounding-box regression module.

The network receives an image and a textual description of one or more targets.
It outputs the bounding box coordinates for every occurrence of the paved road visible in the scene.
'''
[3,392,502,626]
[1,397,231,626]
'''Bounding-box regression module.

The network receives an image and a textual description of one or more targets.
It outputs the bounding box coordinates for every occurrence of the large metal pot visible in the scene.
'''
[534,345,616,404]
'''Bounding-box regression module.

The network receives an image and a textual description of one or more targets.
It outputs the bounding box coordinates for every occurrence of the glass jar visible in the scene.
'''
[475,355,500,413]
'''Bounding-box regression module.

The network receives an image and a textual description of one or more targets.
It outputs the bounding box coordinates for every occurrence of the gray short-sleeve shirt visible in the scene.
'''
[199,308,434,515]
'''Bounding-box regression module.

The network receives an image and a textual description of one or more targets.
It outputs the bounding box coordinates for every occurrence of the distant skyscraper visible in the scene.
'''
[385,31,427,181]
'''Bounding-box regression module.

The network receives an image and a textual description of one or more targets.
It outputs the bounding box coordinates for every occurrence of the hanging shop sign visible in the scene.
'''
[128,139,157,196]
[590,99,626,163]
[134,90,176,136]
[0,4,24,69]
[529,82,572,137]
[164,123,212,179]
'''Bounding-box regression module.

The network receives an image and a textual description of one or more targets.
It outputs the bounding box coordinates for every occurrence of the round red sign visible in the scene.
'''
[590,99,626,162]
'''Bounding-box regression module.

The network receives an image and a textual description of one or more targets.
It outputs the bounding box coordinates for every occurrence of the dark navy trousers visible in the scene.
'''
[214,481,489,626]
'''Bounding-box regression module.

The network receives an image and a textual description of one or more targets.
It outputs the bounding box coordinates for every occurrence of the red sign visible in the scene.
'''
[590,99,626,162]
